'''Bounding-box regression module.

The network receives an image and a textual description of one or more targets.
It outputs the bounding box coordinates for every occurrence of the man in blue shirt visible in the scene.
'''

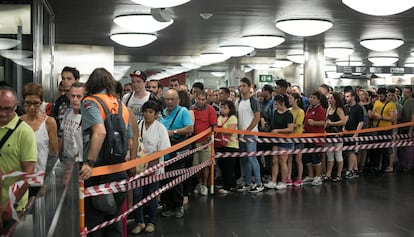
[160,89,193,218]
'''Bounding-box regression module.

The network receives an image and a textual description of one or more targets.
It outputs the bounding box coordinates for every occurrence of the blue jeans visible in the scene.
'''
[240,135,261,184]
[133,181,159,225]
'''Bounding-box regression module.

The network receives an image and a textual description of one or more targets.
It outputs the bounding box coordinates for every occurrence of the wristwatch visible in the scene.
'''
[85,159,95,167]
[174,129,178,134]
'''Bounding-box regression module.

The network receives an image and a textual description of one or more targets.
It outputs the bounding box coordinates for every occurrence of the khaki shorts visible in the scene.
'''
[193,142,211,166]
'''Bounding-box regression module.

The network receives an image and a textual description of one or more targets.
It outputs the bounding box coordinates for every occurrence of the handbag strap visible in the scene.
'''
[0,119,23,150]
[219,116,230,127]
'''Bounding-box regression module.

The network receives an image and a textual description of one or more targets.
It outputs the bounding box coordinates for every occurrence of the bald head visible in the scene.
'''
[0,87,18,126]
[165,89,180,111]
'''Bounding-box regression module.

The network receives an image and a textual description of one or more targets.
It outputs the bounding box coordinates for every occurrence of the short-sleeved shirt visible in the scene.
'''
[161,105,193,137]
[138,120,170,175]
[0,115,37,210]
[290,108,304,134]
[304,104,326,133]
[192,105,217,142]
[122,91,150,121]
[400,98,414,123]
[61,108,83,162]
[81,93,132,163]
[344,103,364,131]
[217,115,239,149]
[372,100,397,127]
[272,110,293,130]
[237,97,260,132]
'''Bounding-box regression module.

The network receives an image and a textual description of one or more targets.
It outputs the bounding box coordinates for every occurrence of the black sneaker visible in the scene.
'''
[353,170,359,178]
[236,183,250,192]
[248,183,264,193]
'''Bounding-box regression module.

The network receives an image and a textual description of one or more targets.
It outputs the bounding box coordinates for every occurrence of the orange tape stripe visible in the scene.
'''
[91,128,212,177]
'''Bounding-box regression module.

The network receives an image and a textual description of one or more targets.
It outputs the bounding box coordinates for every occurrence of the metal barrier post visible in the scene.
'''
[210,130,215,194]
[79,180,86,236]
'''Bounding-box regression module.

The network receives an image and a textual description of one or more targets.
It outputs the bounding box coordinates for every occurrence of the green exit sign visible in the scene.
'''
[259,74,273,82]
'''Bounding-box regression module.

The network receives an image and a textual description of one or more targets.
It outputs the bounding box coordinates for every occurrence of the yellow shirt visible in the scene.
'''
[217,115,239,149]
[290,108,305,134]
[372,100,396,127]
[0,115,37,210]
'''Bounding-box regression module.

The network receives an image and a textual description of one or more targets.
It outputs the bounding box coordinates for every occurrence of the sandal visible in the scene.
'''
[322,175,331,181]
[332,176,342,182]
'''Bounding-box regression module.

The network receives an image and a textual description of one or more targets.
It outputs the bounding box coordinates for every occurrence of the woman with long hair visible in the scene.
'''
[324,92,346,182]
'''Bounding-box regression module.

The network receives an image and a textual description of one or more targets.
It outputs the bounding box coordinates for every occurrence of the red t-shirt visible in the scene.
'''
[304,104,326,134]
[192,105,217,142]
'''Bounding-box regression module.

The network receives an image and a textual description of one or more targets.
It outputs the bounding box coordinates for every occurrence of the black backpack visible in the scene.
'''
[92,96,129,166]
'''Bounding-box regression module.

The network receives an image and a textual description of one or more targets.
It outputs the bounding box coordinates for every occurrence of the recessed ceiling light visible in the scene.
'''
[217,45,254,57]
[114,14,173,33]
[131,0,191,8]
[368,56,399,66]
[360,38,404,51]
[110,33,157,47]
[342,0,414,16]
[324,47,354,58]
[275,19,333,37]
[240,35,285,49]
[0,38,20,50]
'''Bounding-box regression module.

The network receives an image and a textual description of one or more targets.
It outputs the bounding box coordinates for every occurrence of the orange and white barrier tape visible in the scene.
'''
[215,139,414,158]
[82,159,213,236]
[84,142,210,197]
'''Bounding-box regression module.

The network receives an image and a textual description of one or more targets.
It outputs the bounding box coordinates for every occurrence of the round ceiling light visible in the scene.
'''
[0,50,32,60]
[273,60,293,68]
[199,52,230,63]
[0,38,20,50]
[217,45,254,57]
[360,38,404,51]
[275,19,333,37]
[240,35,285,49]
[131,0,191,8]
[324,47,354,58]
[114,14,173,33]
[287,54,305,64]
[336,60,363,66]
[368,56,399,66]
[342,0,414,16]
[110,33,157,47]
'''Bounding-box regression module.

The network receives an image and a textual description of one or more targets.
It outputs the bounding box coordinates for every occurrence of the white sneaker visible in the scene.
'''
[275,182,287,190]
[200,185,208,196]
[193,183,202,194]
[303,176,314,184]
[312,176,322,186]
[264,181,277,189]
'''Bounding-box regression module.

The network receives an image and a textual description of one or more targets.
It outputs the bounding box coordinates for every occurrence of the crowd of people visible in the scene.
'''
[0,66,413,236]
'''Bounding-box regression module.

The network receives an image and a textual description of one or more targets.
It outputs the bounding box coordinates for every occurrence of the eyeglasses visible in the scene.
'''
[0,106,16,113]
[24,101,42,107]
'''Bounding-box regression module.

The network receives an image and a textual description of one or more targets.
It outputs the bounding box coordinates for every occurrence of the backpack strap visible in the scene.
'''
[0,119,23,150]
[125,92,134,107]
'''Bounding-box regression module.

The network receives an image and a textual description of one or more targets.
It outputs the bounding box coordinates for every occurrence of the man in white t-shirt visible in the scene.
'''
[122,70,151,121]
[236,77,264,193]
[60,82,85,162]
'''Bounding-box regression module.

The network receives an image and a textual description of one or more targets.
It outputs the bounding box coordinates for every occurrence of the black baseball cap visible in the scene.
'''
[129,70,147,81]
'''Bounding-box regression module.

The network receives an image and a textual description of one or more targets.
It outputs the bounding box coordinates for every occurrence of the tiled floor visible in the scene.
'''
[128,172,414,237]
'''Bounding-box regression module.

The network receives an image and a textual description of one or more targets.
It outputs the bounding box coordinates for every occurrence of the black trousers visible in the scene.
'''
[216,147,238,190]
[161,151,186,210]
